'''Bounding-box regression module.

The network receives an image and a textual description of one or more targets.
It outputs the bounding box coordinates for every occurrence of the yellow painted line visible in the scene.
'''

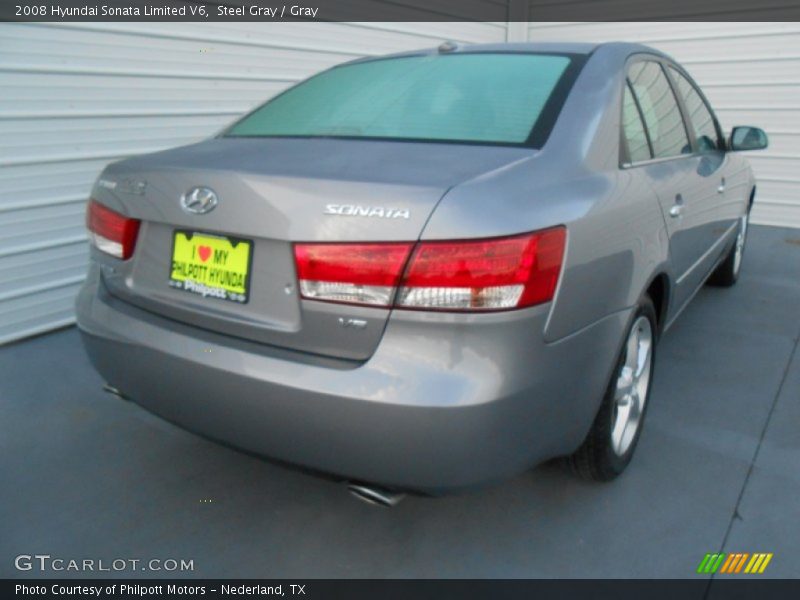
[744,554,759,573]
[758,553,774,573]
[749,554,766,573]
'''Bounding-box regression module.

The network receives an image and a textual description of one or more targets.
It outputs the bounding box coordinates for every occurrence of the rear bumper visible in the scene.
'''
[76,269,629,493]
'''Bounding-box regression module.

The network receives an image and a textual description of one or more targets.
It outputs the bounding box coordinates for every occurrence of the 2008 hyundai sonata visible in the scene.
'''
[76,42,767,500]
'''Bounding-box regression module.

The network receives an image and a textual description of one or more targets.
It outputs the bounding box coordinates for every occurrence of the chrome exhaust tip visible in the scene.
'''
[102,383,129,400]
[347,482,406,507]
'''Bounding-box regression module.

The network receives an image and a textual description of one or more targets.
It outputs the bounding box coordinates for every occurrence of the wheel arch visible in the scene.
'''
[644,271,671,334]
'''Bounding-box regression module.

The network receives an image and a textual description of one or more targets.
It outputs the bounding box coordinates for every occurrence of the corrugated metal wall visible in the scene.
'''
[527,22,800,229]
[0,20,508,345]
[3,20,798,344]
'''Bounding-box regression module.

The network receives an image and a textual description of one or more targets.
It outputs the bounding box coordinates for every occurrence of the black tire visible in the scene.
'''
[566,296,658,481]
[707,212,749,287]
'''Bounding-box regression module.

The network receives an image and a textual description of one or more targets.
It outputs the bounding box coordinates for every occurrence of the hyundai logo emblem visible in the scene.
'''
[181,186,218,215]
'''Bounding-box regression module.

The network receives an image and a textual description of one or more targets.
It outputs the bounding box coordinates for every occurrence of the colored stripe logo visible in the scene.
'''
[697,552,773,574]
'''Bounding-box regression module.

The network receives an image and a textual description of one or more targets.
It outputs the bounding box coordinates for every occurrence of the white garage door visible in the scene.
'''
[3,20,796,345]
[0,19,507,345]
[527,22,800,229]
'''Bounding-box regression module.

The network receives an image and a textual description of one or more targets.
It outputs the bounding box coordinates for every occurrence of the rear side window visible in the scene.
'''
[225,53,578,147]
[622,83,652,163]
[628,61,692,159]
[668,66,722,152]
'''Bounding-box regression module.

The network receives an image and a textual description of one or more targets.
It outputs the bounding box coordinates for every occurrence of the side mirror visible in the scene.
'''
[729,126,768,151]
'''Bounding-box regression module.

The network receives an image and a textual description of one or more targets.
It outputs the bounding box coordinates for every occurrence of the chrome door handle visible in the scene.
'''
[670,193,684,218]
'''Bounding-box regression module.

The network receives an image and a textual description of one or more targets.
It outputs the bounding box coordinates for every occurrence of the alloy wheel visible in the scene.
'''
[611,315,654,456]
[732,214,749,276]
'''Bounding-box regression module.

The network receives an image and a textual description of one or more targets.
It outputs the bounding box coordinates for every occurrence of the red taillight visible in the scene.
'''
[398,227,566,310]
[86,199,140,260]
[293,227,566,311]
[294,242,414,306]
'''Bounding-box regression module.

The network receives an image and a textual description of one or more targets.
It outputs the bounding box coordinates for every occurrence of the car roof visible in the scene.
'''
[441,41,601,54]
[343,41,670,66]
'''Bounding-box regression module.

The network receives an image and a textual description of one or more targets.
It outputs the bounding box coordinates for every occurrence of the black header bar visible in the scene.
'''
[3,0,800,22]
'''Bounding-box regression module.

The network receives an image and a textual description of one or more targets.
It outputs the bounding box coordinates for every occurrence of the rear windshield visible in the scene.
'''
[224,53,581,147]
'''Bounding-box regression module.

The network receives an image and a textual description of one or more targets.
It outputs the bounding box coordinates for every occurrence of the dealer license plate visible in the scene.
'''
[169,231,252,304]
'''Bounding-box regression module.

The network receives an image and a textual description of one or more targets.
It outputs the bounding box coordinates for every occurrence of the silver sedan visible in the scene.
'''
[76,42,768,502]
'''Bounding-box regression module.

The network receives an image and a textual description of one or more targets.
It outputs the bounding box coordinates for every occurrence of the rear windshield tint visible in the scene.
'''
[224,53,581,147]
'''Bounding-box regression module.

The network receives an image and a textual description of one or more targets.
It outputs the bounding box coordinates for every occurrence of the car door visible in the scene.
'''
[666,64,741,247]
[622,58,721,315]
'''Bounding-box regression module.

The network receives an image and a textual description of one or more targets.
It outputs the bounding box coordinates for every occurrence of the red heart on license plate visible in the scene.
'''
[198,245,212,262]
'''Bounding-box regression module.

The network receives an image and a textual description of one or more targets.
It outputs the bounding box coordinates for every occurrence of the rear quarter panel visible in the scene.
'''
[544,170,668,341]
[422,43,671,342]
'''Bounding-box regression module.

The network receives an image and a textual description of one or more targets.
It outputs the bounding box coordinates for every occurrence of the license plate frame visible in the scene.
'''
[168,230,253,304]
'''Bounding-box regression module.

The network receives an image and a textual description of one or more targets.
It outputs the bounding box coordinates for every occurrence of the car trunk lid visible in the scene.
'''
[94,137,534,360]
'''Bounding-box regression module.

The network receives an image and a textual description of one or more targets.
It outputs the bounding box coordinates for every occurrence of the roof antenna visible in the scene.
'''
[438,40,459,53]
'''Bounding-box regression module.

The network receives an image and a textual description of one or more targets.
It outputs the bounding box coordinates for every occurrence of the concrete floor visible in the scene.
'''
[1,225,798,580]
